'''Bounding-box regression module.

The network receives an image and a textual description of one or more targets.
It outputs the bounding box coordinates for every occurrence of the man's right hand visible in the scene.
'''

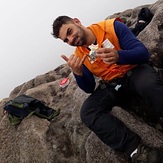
[61,54,87,76]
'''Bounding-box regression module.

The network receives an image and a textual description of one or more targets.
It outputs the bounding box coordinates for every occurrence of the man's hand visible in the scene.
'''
[96,48,119,65]
[61,54,87,76]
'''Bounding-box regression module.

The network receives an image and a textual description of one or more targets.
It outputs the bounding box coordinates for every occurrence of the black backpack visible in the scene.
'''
[3,94,60,125]
[130,7,154,36]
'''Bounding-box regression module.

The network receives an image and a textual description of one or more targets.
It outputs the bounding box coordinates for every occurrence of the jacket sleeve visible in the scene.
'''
[73,64,96,93]
[114,20,150,64]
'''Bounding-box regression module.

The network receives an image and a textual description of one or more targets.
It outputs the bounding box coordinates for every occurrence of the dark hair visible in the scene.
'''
[52,16,73,38]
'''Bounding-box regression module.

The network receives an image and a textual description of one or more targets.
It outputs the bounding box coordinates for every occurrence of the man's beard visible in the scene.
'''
[71,27,87,46]
[70,36,86,46]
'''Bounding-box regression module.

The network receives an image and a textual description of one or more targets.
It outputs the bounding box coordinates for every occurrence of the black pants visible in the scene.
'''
[80,64,163,156]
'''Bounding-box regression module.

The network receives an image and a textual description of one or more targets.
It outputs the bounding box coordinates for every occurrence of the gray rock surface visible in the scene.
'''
[0,1,163,162]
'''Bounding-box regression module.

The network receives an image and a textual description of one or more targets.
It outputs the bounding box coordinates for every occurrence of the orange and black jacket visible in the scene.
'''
[74,19,150,93]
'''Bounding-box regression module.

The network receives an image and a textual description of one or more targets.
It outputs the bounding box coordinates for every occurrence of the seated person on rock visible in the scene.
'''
[51,13,163,163]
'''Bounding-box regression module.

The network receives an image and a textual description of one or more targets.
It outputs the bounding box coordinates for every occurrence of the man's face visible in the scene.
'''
[58,20,87,46]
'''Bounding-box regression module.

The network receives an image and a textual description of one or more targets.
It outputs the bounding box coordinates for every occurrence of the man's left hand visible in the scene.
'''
[96,48,119,65]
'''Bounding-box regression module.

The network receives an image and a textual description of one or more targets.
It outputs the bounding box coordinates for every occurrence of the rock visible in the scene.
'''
[0,1,163,163]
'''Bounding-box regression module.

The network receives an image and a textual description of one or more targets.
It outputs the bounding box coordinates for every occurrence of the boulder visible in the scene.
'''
[0,1,163,163]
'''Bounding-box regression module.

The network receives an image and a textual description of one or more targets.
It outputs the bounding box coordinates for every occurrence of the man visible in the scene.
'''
[52,16,163,162]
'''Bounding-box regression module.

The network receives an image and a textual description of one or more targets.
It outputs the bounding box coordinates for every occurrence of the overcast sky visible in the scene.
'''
[0,0,157,99]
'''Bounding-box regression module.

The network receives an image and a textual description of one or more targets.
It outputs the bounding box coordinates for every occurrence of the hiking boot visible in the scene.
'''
[131,144,163,163]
